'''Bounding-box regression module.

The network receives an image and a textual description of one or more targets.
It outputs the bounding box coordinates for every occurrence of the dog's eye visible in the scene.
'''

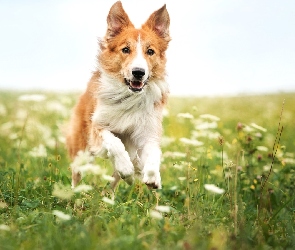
[146,48,155,56]
[122,47,130,54]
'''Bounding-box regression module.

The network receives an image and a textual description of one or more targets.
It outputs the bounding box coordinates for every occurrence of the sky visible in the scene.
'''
[0,0,294,96]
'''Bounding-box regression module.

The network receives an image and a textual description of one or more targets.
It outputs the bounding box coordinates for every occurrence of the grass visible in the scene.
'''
[0,90,295,249]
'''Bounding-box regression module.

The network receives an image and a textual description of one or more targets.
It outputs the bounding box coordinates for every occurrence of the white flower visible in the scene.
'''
[102,175,115,182]
[178,177,186,181]
[250,123,267,132]
[71,151,94,169]
[204,184,225,194]
[177,113,194,119]
[46,101,68,117]
[29,144,47,157]
[283,158,295,164]
[173,164,184,170]
[149,210,163,220]
[18,94,46,102]
[161,136,175,147]
[73,184,93,193]
[243,125,254,132]
[162,108,169,117]
[192,130,221,139]
[155,205,171,213]
[180,137,204,146]
[195,121,218,130]
[199,114,220,121]
[162,151,186,159]
[263,165,271,172]
[102,197,115,205]
[52,210,71,221]
[74,164,102,176]
[52,183,74,200]
[257,146,268,152]
[0,224,10,231]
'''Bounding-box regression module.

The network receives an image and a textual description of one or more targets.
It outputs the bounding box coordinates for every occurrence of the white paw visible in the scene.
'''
[114,154,134,185]
[142,170,162,189]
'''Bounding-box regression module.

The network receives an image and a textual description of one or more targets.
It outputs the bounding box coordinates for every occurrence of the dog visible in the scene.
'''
[66,1,170,190]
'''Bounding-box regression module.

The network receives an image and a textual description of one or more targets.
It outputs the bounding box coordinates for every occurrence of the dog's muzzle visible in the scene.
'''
[125,67,148,92]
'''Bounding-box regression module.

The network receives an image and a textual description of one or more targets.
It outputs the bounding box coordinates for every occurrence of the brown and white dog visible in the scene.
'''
[66,1,170,190]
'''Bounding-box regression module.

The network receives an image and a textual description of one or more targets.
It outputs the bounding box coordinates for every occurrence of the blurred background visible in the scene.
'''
[0,0,294,96]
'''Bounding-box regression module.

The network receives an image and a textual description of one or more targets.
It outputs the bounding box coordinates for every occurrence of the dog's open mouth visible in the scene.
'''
[125,79,146,92]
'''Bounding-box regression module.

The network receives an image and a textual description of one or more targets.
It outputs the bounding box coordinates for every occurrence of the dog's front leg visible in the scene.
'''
[141,142,162,189]
[90,129,134,186]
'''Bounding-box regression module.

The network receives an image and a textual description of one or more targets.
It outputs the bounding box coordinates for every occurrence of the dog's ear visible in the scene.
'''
[106,1,134,38]
[143,4,170,41]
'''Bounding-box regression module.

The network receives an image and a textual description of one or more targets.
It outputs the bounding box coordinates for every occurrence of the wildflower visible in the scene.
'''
[149,210,163,220]
[73,184,93,193]
[29,144,47,157]
[162,151,186,159]
[204,184,225,194]
[199,114,220,121]
[179,137,204,146]
[161,136,175,147]
[195,121,218,130]
[52,210,71,221]
[155,205,171,213]
[263,165,271,172]
[255,132,262,139]
[169,186,178,191]
[102,197,115,205]
[243,125,254,132]
[172,164,184,170]
[250,123,267,132]
[177,112,194,119]
[283,158,295,164]
[46,101,68,117]
[178,177,186,181]
[74,164,102,176]
[102,175,115,182]
[0,224,10,231]
[236,122,243,131]
[18,94,46,102]
[257,146,268,152]
[52,183,74,200]
[71,151,94,169]
[162,108,169,117]
[218,136,225,146]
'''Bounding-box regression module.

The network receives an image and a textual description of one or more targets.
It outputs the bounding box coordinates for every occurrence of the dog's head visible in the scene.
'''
[98,1,170,93]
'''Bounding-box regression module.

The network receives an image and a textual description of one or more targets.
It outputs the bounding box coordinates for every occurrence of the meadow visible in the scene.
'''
[0,91,294,249]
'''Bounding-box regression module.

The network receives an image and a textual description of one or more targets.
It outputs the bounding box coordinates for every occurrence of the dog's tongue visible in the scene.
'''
[130,81,143,90]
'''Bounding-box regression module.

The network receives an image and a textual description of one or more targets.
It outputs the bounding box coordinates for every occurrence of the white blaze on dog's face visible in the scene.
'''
[98,1,170,93]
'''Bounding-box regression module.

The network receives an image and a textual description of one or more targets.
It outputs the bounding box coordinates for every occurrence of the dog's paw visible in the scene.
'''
[114,155,134,185]
[142,170,162,189]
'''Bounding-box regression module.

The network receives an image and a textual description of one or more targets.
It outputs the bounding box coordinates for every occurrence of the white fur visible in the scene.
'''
[128,35,149,82]
[91,69,168,188]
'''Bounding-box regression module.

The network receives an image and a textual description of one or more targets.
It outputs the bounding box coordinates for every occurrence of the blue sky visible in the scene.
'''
[0,0,294,96]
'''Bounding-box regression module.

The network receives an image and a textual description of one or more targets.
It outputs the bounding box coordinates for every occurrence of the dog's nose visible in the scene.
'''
[132,67,145,79]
